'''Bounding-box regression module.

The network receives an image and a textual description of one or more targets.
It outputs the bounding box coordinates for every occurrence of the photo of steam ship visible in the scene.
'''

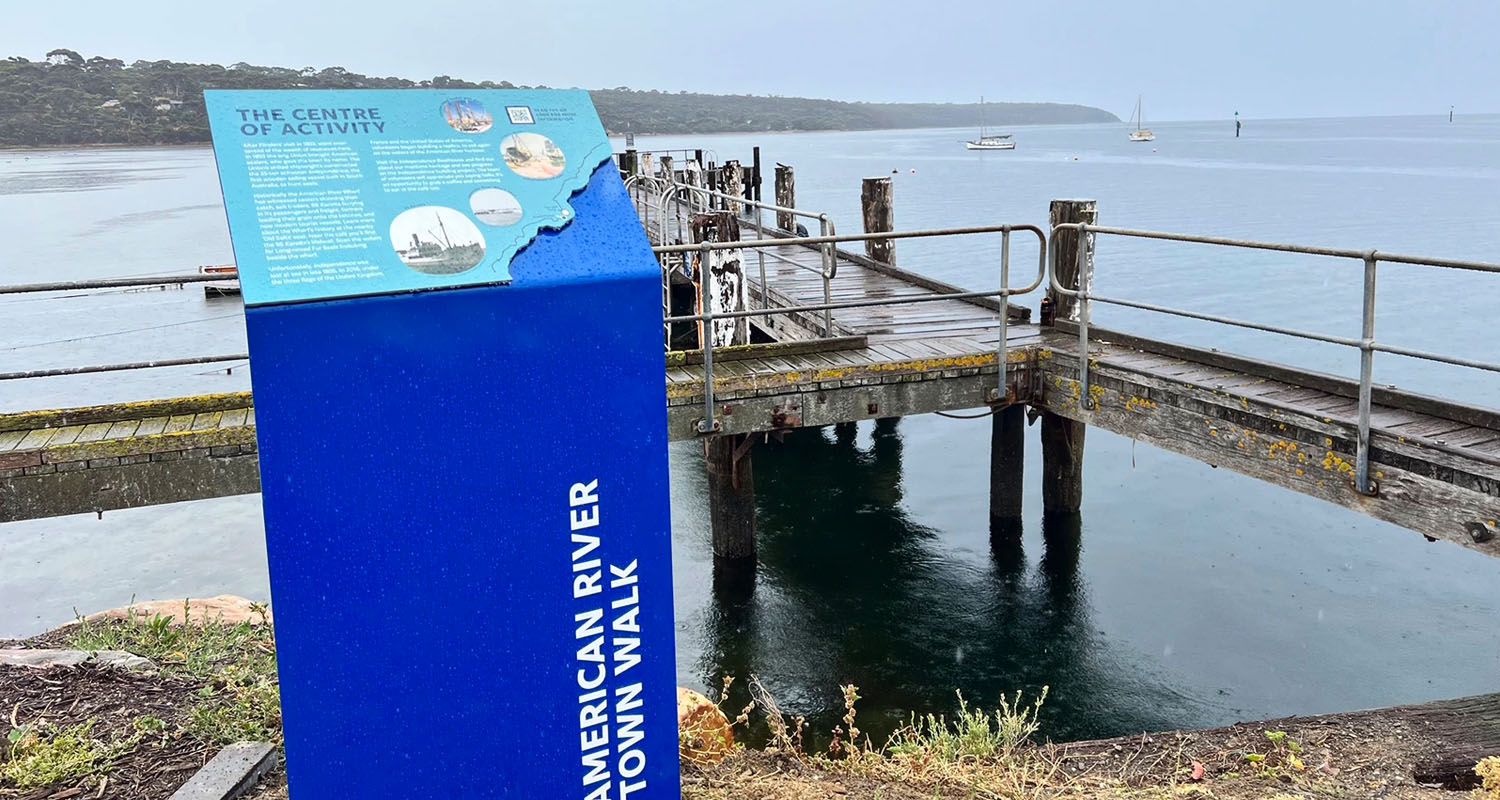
[389,206,486,275]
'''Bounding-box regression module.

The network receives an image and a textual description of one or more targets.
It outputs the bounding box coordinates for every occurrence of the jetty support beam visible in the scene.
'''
[990,403,1025,537]
[1041,199,1097,513]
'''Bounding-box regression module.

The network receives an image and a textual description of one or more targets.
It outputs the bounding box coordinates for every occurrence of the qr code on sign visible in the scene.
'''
[506,106,535,124]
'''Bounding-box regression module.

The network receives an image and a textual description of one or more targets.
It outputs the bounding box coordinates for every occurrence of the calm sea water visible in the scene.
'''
[3,115,1499,743]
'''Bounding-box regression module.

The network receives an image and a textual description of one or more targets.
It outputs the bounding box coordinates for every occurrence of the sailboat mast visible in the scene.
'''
[979,95,985,137]
[436,213,452,248]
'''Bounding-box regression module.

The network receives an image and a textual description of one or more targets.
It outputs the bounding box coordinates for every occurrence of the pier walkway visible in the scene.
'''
[3,167,1498,562]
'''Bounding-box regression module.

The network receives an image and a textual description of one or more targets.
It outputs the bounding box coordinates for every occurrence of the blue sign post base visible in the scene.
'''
[208,91,679,798]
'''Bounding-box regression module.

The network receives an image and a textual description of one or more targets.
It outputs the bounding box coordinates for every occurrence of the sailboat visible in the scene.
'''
[1128,95,1155,142]
[965,96,1016,150]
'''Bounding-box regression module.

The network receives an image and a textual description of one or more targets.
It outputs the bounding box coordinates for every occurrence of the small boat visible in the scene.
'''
[965,96,1016,150]
[1128,95,1155,142]
[965,134,1016,151]
[199,264,240,298]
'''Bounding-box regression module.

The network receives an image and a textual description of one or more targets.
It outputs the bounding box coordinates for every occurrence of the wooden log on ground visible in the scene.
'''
[861,176,895,264]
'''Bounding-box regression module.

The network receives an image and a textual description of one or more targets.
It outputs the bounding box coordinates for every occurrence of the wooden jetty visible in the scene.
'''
[3,155,1499,571]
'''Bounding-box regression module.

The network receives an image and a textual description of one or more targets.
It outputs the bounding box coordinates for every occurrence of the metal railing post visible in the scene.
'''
[1355,251,1379,494]
[754,207,769,329]
[696,241,720,434]
[993,227,1011,402]
[819,214,834,336]
[1076,223,1094,410]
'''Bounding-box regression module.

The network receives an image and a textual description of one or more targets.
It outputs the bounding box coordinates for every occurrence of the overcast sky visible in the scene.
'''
[6,0,1496,121]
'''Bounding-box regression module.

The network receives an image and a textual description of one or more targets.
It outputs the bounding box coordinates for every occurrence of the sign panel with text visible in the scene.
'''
[207,89,679,799]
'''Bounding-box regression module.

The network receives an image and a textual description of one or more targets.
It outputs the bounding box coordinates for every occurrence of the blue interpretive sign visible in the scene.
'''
[206,89,679,798]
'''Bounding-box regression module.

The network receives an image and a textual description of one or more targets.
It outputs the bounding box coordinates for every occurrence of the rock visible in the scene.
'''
[678,686,734,764]
[80,595,271,627]
[0,648,154,671]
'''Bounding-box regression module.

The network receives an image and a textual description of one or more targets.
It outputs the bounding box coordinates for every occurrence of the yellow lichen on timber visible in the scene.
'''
[1296,468,1304,475]
[1088,385,1106,403]
[1376,471,1384,479]
[1240,396,1250,410]
[1267,440,1298,460]
[1324,437,1334,447]
[1322,451,1354,474]
[1123,396,1157,412]
[0,391,253,433]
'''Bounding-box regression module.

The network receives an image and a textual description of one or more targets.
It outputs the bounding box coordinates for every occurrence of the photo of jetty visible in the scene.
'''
[501,131,565,179]
[469,187,522,226]
[441,97,492,133]
[388,205,485,274]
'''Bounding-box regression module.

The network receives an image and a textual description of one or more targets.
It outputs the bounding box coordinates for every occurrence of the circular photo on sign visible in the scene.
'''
[389,206,486,275]
[441,97,492,134]
[469,187,523,227]
[502,132,565,179]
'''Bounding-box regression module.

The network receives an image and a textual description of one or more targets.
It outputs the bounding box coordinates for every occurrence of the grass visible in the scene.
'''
[1,720,134,789]
[63,602,281,747]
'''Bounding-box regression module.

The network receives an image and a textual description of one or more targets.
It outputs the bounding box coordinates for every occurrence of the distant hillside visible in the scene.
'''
[0,51,1118,146]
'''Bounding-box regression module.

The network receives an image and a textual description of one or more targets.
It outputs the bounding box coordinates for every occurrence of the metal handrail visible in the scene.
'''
[0,275,227,294]
[654,180,839,335]
[1047,222,1500,496]
[658,224,1048,434]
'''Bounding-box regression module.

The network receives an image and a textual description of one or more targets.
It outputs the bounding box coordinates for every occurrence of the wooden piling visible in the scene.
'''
[706,435,756,560]
[618,148,637,176]
[774,164,796,231]
[751,146,763,202]
[690,211,748,347]
[861,176,895,264]
[694,210,756,560]
[990,403,1025,533]
[1040,199,1097,513]
[722,159,743,216]
[1046,199,1096,323]
[659,154,674,183]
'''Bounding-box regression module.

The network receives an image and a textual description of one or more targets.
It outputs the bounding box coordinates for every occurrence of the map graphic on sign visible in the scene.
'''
[204,89,613,306]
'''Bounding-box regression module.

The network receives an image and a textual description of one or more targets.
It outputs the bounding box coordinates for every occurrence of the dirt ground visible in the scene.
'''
[5,621,1492,799]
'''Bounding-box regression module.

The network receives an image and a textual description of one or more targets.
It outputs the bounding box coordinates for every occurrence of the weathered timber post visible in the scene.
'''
[990,403,1025,537]
[751,147,763,203]
[774,163,795,231]
[722,159,743,216]
[618,148,638,176]
[1041,199,1097,513]
[861,176,895,264]
[659,154,674,183]
[693,212,755,560]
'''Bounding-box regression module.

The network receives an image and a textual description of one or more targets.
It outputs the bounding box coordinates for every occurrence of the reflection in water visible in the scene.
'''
[699,423,1201,746]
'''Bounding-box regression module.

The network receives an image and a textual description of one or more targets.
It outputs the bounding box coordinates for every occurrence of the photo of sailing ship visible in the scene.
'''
[501,132,566,179]
[470,187,523,226]
[441,97,492,133]
[389,206,486,275]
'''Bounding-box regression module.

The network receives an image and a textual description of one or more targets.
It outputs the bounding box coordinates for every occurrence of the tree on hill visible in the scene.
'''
[0,51,1118,147]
